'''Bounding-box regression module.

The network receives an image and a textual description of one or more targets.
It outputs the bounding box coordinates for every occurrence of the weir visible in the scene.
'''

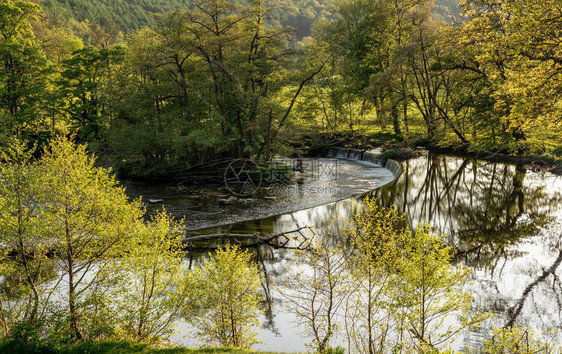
[327,147,402,181]
[328,147,382,166]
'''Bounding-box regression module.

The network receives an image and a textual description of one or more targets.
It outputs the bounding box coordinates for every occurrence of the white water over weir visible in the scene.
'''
[327,147,402,180]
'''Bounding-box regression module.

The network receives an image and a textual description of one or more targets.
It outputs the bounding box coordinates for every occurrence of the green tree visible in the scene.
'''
[470,325,560,354]
[317,0,434,135]
[186,244,262,348]
[344,198,409,354]
[108,0,323,177]
[58,46,124,142]
[107,24,208,176]
[103,211,190,342]
[39,137,145,341]
[280,198,490,353]
[0,139,52,340]
[0,0,51,140]
[395,224,488,351]
[459,0,562,153]
[0,136,198,344]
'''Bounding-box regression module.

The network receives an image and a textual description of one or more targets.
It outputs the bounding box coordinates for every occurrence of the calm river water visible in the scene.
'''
[125,153,562,351]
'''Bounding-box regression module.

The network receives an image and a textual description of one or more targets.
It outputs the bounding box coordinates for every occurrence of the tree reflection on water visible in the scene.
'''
[376,153,562,341]
[188,154,562,350]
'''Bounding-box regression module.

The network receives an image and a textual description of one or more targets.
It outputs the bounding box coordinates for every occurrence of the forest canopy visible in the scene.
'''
[0,0,560,180]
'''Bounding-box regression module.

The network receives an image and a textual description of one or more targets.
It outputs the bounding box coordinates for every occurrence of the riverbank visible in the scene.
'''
[299,131,562,175]
[0,340,286,354]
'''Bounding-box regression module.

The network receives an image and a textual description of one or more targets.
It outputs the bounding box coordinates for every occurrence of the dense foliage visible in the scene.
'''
[280,198,490,352]
[39,0,333,41]
[2,0,556,179]
[40,0,192,33]
[0,137,263,347]
[1,0,560,351]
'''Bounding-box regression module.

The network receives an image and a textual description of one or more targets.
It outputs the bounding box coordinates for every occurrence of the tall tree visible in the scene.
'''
[0,0,50,140]
[39,137,145,341]
[319,0,434,135]
[58,46,124,142]
[460,0,562,153]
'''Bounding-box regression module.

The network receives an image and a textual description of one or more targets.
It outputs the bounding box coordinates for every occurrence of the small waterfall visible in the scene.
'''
[384,159,402,177]
[362,151,383,166]
[328,147,383,167]
[347,149,364,161]
[327,147,349,159]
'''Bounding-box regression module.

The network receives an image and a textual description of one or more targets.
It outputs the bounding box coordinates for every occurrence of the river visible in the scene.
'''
[124,152,562,351]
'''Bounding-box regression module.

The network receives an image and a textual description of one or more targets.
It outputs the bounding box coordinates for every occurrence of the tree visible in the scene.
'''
[281,197,490,352]
[186,244,262,348]
[181,0,298,157]
[108,211,190,342]
[459,0,562,153]
[0,139,53,340]
[344,197,409,354]
[0,0,51,140]
[38,137,145,341]
[106,23,210,176]
[318,0,435,136]
[106,0,324,177]
[395,223,489,351]
[0,136,200,344]
[58,46,124,142]
[469,325,561,354]
[279,235,349,352]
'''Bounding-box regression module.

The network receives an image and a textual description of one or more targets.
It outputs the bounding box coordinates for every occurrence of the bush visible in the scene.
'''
[185,245,262,349]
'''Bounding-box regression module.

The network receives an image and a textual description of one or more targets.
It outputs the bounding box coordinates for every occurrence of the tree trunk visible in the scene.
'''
[403,101,410,136]
[66,211,82,341]
[392,103,402,135]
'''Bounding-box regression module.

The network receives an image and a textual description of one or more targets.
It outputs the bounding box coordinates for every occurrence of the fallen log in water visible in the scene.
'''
[182,226,315,250]
[4,227,316,259]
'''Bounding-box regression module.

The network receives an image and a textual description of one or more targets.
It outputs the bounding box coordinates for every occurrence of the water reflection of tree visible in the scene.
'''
[255,245,282,335]
[186,155,562,345]
[376,154,562,335]
[505,249,562,328]
[376,154,560,271]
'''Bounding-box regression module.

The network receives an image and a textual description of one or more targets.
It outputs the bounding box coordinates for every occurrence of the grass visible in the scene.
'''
[0,340,289,354]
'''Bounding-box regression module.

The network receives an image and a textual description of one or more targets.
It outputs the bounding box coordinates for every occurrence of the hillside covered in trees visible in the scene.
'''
[40,0,332,41]
[3,0,561,178]
[40,0,192,32]
[39,0,462,43]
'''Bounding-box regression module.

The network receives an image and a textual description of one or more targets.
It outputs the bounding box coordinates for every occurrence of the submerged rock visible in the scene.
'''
[218,196,238,205]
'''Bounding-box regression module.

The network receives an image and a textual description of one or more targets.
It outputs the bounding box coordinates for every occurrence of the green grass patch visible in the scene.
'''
[0,340,290,354]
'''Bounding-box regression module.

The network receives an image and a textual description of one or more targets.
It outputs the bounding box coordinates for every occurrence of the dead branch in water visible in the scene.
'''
[182,226,315,250]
